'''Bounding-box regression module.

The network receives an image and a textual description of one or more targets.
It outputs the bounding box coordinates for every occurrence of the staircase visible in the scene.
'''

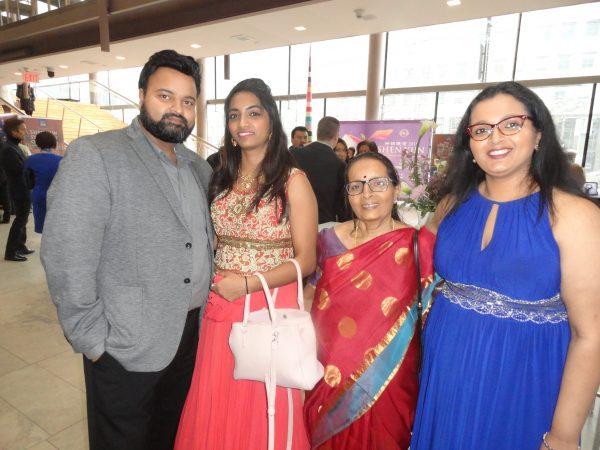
[32,98,127,144]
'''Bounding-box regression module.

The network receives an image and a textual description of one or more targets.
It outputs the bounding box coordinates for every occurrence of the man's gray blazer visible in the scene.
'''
[41,119,214,372]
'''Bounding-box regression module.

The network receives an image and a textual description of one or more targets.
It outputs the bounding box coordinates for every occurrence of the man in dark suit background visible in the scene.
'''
[0,117,33,261]
[0,156,11,224]
[291,116,346,224]
[289,125,309,151]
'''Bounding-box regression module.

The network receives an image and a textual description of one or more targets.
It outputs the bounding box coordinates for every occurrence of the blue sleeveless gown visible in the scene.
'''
[411,190,570,450]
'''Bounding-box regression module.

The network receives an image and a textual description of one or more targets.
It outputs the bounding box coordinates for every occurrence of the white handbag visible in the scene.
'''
[229,258,324,450]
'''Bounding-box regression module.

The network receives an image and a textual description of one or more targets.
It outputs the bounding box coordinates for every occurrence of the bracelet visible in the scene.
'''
[244,275,249,295]
[542,433,554,450]
[542,432,581,450]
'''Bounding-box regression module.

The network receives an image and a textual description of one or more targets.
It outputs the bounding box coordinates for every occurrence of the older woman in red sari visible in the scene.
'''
[303,152,435,450]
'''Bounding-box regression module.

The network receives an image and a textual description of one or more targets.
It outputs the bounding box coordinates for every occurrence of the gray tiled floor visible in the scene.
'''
[0,215,88,450]
[0,213,598,449]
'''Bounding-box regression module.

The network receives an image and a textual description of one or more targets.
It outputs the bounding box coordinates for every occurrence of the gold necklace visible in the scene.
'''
[237,172,257,191]
[353,218,396,248]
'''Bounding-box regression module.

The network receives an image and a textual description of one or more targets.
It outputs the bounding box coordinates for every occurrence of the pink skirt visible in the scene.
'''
[174,275,310,450]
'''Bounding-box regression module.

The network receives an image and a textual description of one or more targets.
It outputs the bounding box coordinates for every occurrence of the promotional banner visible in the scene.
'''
[339,120,433,173]
[23,117,65,152]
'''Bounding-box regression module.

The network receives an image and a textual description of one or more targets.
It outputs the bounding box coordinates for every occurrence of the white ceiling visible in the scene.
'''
[0,0,590,86]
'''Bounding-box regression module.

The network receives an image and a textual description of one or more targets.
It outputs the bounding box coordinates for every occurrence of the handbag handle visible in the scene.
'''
[241,258,305,326]
[287,258,305,311]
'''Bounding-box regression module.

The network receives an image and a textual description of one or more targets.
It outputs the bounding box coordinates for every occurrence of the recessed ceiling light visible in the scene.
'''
[294,26,307,31]
[190,44,202,49]
[59,65,69,69]
[14,71,22,76]
[115,56,126,60]
[447,0,461,6]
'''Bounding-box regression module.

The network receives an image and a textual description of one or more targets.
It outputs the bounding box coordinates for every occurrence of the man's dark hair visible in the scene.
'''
[35,131,57,150]
[291,126,308,139]
[316,116,340,141]
[138,50,201,96]
[2,117,24,139]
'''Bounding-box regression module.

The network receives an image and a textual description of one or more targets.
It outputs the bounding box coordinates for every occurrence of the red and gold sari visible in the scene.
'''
[304,227,435,450]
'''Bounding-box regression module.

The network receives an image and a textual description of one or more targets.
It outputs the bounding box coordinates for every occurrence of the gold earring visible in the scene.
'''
[231,138,238,148]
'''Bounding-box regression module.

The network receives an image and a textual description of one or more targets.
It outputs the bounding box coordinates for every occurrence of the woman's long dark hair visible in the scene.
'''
[208,78,295,222]
[345,152,401,221]
[441,81,585,216]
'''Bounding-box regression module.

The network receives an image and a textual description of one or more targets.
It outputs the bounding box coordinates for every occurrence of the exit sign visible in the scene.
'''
[22,72,39,83]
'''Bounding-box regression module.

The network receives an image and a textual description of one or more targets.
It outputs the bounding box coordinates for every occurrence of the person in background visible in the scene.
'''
[411,81,600,450]
[206,147,223,171]
[291,117,346,224]
[334,137,349,163]
[566,150,586,190]
[356,140,379,155]
[0,118,33,261]
[0,153,10,224]
[23,131,62,233]
[347,146,356,159]
[289,125,309,150]
[16,82,35,116]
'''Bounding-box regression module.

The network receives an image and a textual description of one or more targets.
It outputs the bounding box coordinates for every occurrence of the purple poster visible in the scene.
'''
[339,120,433,173]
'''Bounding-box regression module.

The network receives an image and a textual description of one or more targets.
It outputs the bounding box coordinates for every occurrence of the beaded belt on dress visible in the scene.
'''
[440,281,567,324]
[218,235,292,250]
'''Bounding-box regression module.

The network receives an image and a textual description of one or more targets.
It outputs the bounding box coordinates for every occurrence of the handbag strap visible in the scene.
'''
[413,230,423,324]
[287,258,305,311]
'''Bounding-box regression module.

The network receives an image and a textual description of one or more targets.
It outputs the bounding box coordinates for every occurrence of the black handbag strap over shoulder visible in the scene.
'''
[413,229,423,324]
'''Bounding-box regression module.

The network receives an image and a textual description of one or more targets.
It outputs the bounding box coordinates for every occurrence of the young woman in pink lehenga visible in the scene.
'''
[174,78,317,450]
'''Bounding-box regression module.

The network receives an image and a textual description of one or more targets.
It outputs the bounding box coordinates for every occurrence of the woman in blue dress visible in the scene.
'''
[411,81,600,450]
[24,131,62,233]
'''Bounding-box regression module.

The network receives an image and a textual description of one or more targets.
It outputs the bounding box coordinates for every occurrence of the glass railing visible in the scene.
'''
[12,79,219,154]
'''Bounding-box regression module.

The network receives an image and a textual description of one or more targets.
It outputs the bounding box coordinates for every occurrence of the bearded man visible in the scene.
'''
[41,50,214,450]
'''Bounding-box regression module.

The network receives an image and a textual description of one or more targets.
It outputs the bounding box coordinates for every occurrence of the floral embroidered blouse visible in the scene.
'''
[211,168,304,274]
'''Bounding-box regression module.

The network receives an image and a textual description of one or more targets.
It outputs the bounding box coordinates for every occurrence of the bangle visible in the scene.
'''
[244,275,249,295]
[542,433,554,450]
[542,432,581,450]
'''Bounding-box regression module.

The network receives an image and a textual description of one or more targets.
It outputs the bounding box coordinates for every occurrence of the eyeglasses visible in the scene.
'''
[466,115,531,141]
[345,177,392,196]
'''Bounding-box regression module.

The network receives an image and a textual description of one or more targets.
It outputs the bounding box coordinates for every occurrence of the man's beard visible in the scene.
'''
[139,104,194,144]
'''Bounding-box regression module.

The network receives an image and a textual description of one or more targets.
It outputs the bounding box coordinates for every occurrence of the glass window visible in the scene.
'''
[583,95,600,184]
[106,67,142,104]
[516,3,600,79]
[586,19,600,36]
[203,57,216,100]
[206,103,225,149]
[531,84,594,165]
[381,93,436,120]
[386,15,518,88]
[435,91,479,134]
[215,46,289,98]
[290,36,369,94]
[324,96,366,121]
[280,99,325,142]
